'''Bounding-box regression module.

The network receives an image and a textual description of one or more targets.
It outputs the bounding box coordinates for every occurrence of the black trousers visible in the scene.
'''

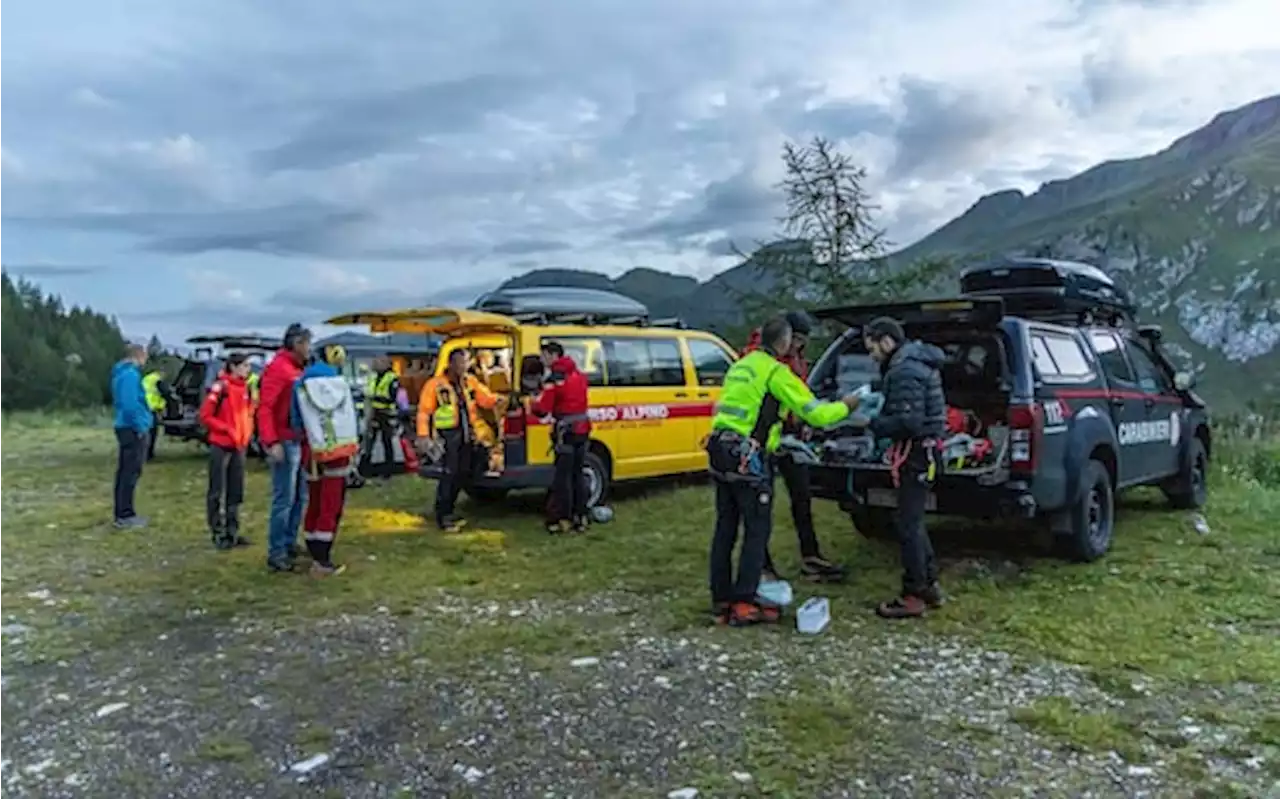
[434,430,470,524]
[113,427,147,520]
[896,444,939,596]
[207,445,246,543]
[549,432,589,523]
[361,411,403,477]
[147,413,162,460]
[763,455,821,574]
[709,477,774,605]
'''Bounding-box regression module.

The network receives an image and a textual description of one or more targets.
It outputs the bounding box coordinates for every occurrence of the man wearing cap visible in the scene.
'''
[859,316,948,618]
[742,310,846,583]
[257,323,312,573]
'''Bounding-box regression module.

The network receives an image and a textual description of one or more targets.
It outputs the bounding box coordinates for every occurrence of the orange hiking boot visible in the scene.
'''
[728,601,781,627]
[876,594,928,619]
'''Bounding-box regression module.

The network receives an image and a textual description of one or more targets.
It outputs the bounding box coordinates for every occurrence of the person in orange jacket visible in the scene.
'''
[416,349,498,531]
[198,353,255,550]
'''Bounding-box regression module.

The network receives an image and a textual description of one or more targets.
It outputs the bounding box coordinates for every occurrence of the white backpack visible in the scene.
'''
[295,375,359,463]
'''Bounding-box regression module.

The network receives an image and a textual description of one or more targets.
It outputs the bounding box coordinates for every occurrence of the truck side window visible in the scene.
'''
[1088,331,1135,386]
[1124,341,1172,394]
[1033,332,1093,379]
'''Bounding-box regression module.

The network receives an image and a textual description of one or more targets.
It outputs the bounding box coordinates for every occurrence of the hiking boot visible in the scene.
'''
[800,556,846,583]
[310,561,347,578]
[728,601,781,627]
[267,556,298,574]
[112,515,148,530]
[571,516,589,534]
[876,595,928,619]
[545,520,569,535]
[439,516,467,533]
[711,601,732,625]
[213,537,236,552]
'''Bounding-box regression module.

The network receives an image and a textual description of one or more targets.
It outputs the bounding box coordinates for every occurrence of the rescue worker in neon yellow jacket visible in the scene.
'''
[141,370,170,461]
[707,315,862,627]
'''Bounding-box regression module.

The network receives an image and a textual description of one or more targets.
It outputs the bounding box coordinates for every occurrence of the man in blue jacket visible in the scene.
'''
[111,344,153,528]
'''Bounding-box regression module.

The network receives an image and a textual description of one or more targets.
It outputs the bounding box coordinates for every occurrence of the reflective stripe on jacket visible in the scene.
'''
[367,370,399,412]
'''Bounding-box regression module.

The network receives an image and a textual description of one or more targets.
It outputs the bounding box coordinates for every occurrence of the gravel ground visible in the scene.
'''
[2,593,1275,798]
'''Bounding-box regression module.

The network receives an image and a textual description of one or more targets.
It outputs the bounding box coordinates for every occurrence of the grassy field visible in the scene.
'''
[2,413,1278,797]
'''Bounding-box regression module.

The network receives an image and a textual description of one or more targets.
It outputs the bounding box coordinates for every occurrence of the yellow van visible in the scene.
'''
[325,289,739,506]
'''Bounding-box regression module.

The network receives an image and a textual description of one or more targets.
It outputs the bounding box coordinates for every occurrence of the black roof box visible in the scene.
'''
[960,257,1136,325]
[471,287,651,325]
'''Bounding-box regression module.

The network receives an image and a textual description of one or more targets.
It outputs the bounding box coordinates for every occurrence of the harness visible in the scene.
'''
[550,412,590,455]
[886,439,939,488]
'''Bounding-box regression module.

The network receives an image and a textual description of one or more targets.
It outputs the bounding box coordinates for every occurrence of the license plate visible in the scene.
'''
[865,488,937,511]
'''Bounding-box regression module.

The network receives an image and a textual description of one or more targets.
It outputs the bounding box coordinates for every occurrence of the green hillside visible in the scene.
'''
[500,95,1280,408]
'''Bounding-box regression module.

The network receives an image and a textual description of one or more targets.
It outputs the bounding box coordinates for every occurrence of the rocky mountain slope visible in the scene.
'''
[500,95,1280,409]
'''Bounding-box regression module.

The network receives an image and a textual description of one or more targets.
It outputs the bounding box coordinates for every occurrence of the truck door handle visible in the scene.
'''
[697,392,711,399]
[674,391,689,398]
[1144,397,1156,409]
[1109,397,1126,408]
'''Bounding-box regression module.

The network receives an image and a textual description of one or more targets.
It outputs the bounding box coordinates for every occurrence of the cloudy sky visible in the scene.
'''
[3,0,1278,344]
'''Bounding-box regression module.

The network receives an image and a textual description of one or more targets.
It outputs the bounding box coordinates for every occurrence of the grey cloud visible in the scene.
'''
[491,239,572,256]
[254,75,533,173]
[617,165,778,244]
[886,78,1060,180]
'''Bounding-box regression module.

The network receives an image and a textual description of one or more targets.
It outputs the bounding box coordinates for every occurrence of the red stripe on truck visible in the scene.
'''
[526,402,716,426]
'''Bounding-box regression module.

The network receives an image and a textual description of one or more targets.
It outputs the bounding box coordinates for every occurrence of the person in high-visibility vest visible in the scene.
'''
[140,370,169,461]
[706,316,860,628]
[416,349,498,531]
[362,354,410,478]
[246,370,260,406]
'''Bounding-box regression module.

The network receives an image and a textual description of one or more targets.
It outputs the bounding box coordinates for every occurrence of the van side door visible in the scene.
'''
[602,335,691,478]
[1086,329,1150,487]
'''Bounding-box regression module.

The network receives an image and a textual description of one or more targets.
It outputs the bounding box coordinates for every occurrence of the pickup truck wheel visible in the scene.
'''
[850,506,896,542]
[1163,437,1208,510]
[1058,460,1114,562]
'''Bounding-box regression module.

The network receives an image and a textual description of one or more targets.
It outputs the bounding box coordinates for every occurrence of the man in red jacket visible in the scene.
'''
[257,323,312,572]
[743,311,846,583]
[531,341,592,534]
[199,353,255,550]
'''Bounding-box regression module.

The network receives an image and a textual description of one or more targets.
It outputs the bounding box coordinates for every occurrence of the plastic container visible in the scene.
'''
[796,597,830,635]
[756,579,793,608]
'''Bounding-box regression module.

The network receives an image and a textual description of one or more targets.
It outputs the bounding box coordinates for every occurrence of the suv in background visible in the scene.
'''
[162,335,273,451]
[805,258,1211,561]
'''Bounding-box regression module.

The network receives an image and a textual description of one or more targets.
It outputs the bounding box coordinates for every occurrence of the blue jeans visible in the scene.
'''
[268,441,306,561]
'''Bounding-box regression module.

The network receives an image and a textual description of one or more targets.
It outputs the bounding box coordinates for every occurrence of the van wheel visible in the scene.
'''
[850,506,896,541]
[1163,437,1208,510]
[583,452,610,508]
[467,487,509,503]
[1057,460,1114,562]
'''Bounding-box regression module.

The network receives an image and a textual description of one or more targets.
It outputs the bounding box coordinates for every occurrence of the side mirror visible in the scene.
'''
[1174,371,1195,392]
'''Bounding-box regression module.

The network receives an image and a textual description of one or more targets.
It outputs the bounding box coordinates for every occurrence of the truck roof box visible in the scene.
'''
[470,287,652,326]
[959,257,1136,325]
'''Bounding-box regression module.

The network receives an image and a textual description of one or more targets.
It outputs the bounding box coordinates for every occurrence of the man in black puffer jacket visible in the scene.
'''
[860,317,948,618]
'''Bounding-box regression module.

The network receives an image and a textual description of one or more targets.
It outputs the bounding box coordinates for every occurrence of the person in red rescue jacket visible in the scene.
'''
[257,323,312,573]
[199,353,255,550]
[530,341,593,534]
[742,311,846,583]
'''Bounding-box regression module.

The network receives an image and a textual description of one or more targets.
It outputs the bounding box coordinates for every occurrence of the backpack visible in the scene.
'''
[295,375,360,463]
